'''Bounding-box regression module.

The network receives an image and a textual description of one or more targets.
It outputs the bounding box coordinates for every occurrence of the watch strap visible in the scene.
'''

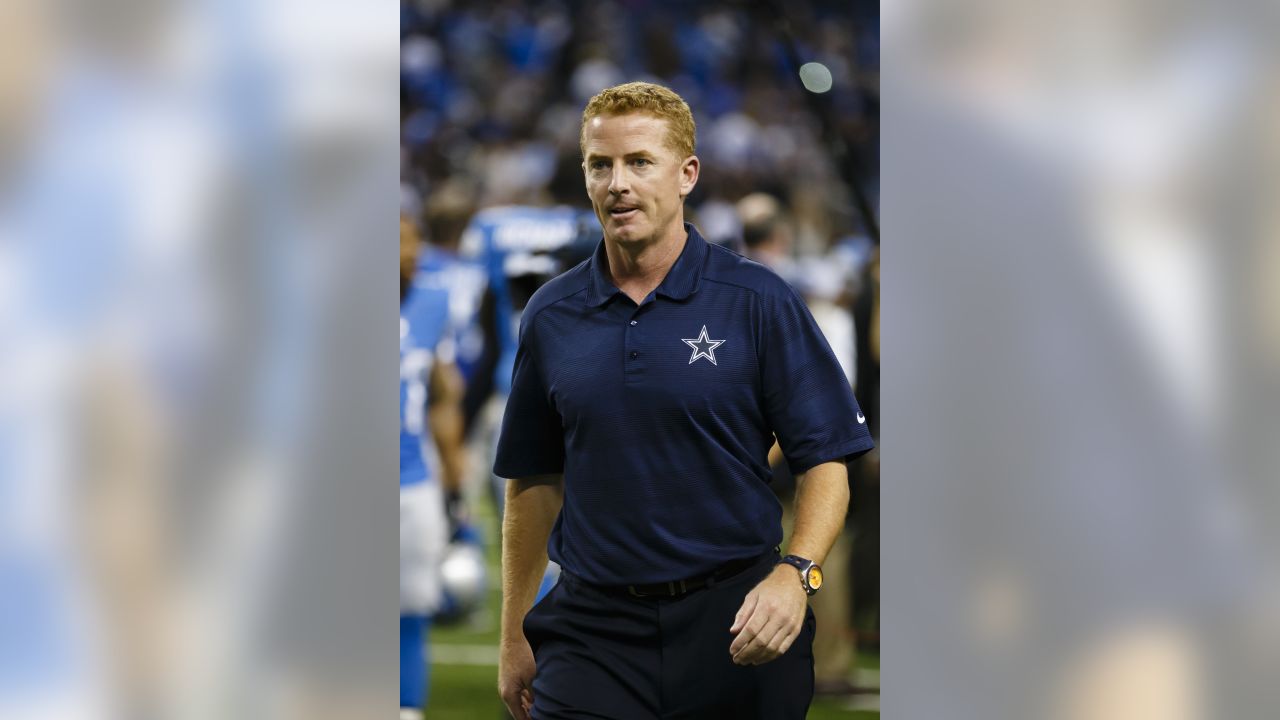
[778,554,820,595]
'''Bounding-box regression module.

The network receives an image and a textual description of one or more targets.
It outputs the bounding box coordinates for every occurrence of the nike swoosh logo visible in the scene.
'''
[857,412,866,424]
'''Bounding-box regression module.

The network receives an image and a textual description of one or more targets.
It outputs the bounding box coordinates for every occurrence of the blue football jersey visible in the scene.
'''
[400,285,452,487]
[413,246,487,385]
[459,206,599,396]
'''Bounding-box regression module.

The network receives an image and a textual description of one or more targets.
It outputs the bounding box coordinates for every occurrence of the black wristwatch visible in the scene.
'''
[778,555,823,596]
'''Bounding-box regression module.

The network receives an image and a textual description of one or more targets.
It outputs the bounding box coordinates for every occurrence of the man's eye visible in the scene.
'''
[633,158,651,167]
[591,161,610,170]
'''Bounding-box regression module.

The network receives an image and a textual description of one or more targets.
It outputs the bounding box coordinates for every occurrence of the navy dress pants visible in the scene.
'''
[522,553,816,719]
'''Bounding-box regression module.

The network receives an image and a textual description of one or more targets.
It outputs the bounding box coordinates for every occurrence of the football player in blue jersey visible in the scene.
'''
[413,182,488,398]
[458,201,599,517]
[412,182,489,534]
[451,193,598,608]
[399,215,467,720]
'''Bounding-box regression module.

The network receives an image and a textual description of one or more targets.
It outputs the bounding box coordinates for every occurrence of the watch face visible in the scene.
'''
[806,565,823,591]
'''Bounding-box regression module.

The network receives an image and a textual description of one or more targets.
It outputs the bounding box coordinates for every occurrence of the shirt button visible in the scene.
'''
[630,351,638,359]
[630,320,637,326]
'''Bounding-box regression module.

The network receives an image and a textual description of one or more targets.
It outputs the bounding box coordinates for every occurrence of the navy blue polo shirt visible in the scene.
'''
[494,223,874,586]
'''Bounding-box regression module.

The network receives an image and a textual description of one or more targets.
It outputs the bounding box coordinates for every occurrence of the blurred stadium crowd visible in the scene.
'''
[400,0,879,255]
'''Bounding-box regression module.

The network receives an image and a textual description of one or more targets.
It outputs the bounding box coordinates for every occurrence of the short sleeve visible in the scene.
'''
[493,316,566,478]
[759,283,875,475]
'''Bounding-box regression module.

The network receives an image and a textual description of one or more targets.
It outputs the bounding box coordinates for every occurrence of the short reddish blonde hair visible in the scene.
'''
[580,81,696,159]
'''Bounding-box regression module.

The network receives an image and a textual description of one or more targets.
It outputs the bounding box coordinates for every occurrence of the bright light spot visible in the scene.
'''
[799,62,833,93]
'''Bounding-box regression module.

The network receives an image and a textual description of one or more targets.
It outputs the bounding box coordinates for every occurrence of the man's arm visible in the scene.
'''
[729,460,849,665]
[498,474,563,720]
[428,359,467,498]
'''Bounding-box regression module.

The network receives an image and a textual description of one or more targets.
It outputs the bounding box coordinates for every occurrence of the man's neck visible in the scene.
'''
[604,222,688,304]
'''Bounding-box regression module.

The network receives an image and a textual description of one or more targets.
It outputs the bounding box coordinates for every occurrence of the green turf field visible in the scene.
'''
[426,490,879,718]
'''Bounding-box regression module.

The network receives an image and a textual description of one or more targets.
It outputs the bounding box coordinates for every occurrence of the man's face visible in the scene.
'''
[582,113,698,247]
[400,216,419,298]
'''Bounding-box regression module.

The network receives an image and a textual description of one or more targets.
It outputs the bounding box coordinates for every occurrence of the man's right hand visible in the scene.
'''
[498,637,537,720]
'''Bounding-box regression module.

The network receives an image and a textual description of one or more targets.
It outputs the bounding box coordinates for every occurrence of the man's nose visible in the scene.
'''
[608,166,630,195]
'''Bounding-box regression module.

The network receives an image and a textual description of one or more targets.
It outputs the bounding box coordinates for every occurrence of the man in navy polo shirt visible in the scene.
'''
[494,82,874,720]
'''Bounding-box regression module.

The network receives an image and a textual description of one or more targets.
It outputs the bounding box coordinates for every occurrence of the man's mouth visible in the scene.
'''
[609,205,639,220]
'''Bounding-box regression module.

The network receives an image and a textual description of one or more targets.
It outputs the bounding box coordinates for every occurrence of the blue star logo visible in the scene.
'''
[682,325,726,365]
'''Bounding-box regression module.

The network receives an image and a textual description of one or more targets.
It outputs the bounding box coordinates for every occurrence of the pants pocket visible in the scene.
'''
[522,579,563,652]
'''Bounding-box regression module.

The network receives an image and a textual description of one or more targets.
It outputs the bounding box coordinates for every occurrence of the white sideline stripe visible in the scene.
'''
[855,667,881,687]
[842,693,881,712]
[432,643,500,666]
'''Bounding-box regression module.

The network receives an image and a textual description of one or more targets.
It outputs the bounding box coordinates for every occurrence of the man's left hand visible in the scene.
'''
[728,565,808,665]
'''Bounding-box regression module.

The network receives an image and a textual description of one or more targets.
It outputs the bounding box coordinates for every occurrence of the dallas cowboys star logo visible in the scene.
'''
[682,325,726,365]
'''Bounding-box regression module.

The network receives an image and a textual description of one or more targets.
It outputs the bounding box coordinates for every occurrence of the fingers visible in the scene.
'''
[734,624,792,665]
[499,675,534,720]
[498,641,536,719]
[519,688,534,720]
[732,617,780,665]
[732,611,803,665]
[730,606,775,662]
[751,620,801,665]
[729,592,758,634]
[498,688,518,719]
[728,600,766,655]
[775,625,798,656]
[500,686,532,720]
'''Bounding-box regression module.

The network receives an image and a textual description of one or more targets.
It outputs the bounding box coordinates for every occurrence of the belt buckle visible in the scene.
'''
[627,585,643,598]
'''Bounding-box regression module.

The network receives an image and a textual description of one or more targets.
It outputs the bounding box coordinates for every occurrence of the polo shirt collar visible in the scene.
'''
[585,223,708,307]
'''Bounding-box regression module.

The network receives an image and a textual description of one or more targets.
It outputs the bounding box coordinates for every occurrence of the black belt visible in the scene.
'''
[610,554,767,598]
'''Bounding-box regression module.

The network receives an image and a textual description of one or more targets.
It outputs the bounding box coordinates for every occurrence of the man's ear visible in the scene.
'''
[679,155,700,198]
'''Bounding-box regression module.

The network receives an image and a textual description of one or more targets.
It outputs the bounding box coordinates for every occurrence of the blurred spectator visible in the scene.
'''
[738,192,799,281]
